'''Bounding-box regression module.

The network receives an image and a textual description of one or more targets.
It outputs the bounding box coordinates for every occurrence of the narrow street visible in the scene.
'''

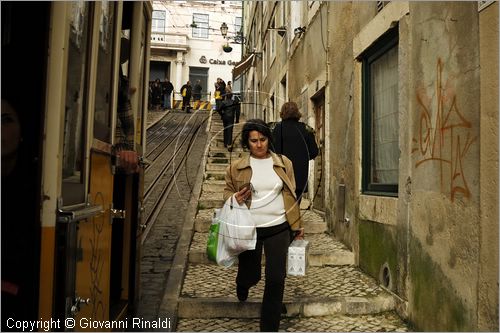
[137,110,410,331]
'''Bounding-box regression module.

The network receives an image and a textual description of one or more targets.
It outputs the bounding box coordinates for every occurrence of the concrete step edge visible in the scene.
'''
[177,295,396,319]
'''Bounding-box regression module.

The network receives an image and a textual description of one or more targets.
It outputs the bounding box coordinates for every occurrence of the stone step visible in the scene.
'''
[204,171,226,181]
[207,157,230,164]
[198,192,224,209]
[206,163,228,171]
[188,232,355,266]
[177,264,396,319]
[207,149,245,158]
[202,182,226,193]
[194,208,328,234]
[176,311,408,332]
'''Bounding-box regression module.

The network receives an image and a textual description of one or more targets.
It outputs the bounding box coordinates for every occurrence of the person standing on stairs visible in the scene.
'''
[217,93,236,151]
[223,119,304,332]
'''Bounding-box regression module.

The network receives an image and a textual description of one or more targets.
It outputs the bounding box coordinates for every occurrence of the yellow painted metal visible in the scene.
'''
[74,152,114,331]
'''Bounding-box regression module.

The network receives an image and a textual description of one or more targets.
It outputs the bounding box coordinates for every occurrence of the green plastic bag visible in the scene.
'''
[206,222,220,262]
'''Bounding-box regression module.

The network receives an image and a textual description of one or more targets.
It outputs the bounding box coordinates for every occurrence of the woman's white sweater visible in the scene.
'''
[249,156,287,228]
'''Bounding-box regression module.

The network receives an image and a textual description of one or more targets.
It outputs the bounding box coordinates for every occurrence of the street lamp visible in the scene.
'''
[220,22,228,38]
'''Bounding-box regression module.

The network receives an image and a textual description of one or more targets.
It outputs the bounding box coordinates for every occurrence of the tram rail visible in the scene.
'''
[141,111,209,244]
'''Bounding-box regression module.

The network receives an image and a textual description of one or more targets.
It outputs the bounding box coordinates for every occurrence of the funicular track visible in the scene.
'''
[141,111,209,244]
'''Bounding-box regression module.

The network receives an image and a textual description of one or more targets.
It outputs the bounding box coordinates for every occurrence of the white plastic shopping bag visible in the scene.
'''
[214,196,256,267]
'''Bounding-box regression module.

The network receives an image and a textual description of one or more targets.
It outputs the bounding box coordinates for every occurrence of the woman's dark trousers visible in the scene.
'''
[236,222,290,332]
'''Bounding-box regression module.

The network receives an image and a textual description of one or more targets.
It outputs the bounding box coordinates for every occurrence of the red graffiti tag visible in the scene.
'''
[412,59,477,202]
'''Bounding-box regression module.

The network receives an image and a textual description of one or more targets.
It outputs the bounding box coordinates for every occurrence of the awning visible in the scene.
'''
[232,53,256,80]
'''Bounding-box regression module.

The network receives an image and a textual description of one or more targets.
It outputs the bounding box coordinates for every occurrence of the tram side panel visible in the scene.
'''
[4,1,154,329]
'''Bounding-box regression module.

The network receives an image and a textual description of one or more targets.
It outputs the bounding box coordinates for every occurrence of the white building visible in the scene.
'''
[150,0,242,106]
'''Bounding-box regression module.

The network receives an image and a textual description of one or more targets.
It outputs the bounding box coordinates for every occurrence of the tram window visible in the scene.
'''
[93,2,116,143]
[62,1,91,206]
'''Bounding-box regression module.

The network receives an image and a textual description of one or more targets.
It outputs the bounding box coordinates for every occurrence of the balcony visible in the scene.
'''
[150,32,188,51]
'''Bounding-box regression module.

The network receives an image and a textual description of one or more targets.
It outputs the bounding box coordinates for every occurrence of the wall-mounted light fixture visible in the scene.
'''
[220,22,228,38]
[267,25,287,37]
[220,22,247,52]
[293,26,306,37]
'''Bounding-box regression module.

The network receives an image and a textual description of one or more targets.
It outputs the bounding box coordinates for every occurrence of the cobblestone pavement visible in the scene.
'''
[135,109,209,325]
[181,264,386,299]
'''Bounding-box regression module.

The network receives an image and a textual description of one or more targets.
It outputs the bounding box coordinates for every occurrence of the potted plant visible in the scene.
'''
[222,43,233,53]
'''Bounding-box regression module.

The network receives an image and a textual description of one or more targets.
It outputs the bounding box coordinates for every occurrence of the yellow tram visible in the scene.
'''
[2,1,152,330]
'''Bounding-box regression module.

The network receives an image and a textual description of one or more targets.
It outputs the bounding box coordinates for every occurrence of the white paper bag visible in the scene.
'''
[287,239,309,276]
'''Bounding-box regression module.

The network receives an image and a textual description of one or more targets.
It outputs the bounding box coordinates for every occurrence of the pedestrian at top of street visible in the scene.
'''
[225,80,233,99]
[193,80,202,101]
[272,101,319,205]
[162,78,174,110]
[151,78,162,111]
[214,78,226,114]
[217,93,236,150]
[180,81,192,113]
[232,94,241,123]
[223,118,303,332]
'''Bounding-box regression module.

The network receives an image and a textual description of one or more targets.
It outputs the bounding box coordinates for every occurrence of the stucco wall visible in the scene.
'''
[327,1,358,251]
[408,2,481,330]
[478,2,499,331]
[241,1,498,330]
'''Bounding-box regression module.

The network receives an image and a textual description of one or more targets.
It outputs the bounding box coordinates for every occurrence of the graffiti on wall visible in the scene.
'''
[412,59,477,202]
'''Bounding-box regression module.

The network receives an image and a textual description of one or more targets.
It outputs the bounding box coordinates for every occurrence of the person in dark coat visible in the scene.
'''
[233,94,241,123]
[193,80,202,101]
[180,81,192,113]
[271,101,319,203]
[217,94,236,150]
[151,78,162,111]
[162,78,174,110]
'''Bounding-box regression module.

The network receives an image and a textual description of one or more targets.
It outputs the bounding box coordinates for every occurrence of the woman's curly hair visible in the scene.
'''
[280,101,302,120]
[240,119,274,150]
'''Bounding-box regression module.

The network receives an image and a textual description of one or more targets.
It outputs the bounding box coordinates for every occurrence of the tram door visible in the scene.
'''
[53,2,115,328]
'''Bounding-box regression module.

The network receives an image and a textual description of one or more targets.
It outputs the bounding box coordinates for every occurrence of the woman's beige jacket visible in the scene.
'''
[223,151,303,231]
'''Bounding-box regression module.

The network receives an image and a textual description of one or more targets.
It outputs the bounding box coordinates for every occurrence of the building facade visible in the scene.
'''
[150,0,242,105]
[240,1,498,331]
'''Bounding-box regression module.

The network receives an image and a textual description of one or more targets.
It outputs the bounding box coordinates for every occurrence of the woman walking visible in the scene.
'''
[223,119,304,331]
